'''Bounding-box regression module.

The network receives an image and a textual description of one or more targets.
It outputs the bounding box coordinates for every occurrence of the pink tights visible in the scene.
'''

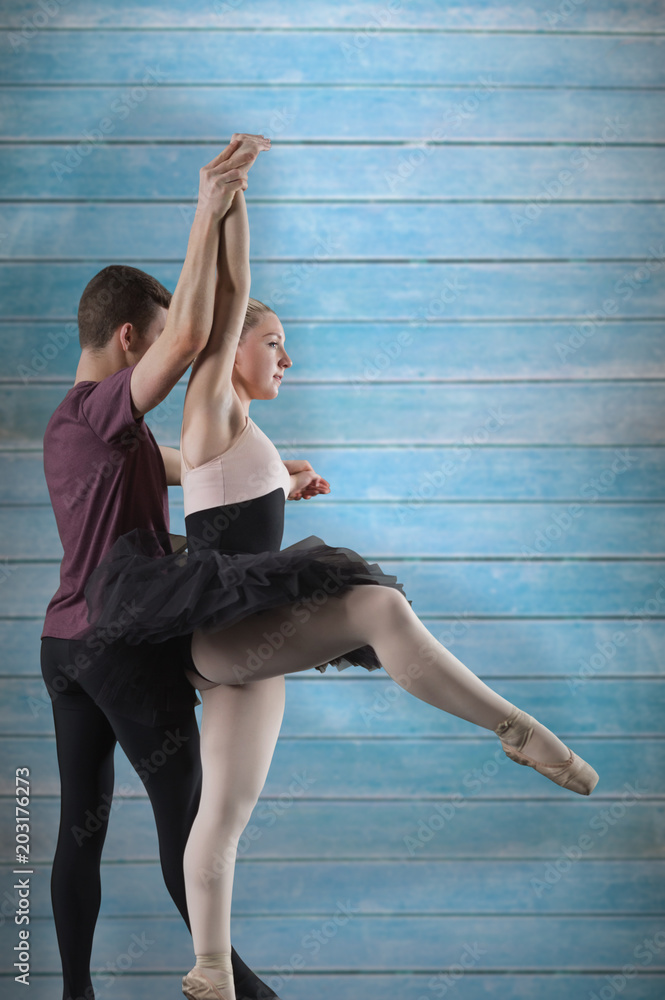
[183,585,570,997]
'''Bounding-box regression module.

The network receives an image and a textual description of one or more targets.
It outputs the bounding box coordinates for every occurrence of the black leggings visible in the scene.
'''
[41,637,276,1000]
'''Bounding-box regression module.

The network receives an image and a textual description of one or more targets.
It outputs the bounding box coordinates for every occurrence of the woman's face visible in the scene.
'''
[232,313,292,400]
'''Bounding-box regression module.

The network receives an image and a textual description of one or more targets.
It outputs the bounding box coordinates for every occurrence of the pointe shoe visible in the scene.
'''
[494,707,599,796]
[182,966,233,1000]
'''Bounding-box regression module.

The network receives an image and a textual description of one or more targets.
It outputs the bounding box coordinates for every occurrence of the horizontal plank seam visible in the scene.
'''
[2,140,664,148]
[5,499,665,507]
[4,81,665,89]
[1,27,665,35]
[10,198,665,208]
[3,317,665,325]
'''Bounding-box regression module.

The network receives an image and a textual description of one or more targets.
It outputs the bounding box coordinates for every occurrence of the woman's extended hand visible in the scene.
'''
[288,468,331,501]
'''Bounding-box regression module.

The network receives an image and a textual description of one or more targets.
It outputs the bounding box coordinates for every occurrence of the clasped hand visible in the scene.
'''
[284,461,331,501]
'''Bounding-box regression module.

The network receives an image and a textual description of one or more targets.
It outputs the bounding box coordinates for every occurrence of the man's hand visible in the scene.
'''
[197,134,271,222]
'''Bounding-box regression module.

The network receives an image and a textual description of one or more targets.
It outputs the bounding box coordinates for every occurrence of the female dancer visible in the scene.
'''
[78,152,599,1000]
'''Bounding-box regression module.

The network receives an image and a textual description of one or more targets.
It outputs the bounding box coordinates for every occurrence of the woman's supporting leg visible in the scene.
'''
[191,586,569,763]
[183,674,286,1000]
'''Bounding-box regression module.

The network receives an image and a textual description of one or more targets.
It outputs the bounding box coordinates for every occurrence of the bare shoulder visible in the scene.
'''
[181,389,247,469]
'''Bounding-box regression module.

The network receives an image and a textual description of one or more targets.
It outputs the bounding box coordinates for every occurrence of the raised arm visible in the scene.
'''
[189,184,251,387]
[188,133,269,406]
[178,186,253,467]
[129,140,259,419]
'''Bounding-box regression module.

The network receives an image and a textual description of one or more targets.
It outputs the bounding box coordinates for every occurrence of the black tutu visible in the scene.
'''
[74,527,412,707]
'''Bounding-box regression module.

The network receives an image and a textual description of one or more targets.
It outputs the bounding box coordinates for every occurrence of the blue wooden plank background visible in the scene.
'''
[1,1,664,998]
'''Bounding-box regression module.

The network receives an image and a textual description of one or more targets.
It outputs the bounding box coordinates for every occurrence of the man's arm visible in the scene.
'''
[187,133,271,408]
[159,445,181,486]
[129,140,259,420]
[283,459,312,475]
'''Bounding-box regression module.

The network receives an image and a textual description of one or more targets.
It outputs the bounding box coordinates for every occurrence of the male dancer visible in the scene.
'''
[40,135,277,1000]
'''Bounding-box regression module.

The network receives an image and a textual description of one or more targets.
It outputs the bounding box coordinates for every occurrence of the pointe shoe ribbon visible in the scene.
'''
[182,967,233,1000]
[494,707,599,796]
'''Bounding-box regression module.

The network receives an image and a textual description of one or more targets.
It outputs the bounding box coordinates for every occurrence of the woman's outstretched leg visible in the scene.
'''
[183,674,286,1000]
[191,586,572,765]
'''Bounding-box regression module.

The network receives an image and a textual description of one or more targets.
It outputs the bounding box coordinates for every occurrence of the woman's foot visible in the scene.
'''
[183,953,235,1000]
[494,707,599,795]
[503,711,569,764]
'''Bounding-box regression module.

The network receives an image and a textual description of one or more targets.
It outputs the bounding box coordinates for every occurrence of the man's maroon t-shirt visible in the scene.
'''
[41,364,171,639]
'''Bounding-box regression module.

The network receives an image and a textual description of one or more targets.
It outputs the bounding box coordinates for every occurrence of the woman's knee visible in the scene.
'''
[345,584,412,634]
[201,790,260,841]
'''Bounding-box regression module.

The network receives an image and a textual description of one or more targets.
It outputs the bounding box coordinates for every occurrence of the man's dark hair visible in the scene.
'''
[77,265,172,350]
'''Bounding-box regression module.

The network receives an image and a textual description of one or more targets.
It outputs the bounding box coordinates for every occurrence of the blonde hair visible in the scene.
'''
[240,297,277,342]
